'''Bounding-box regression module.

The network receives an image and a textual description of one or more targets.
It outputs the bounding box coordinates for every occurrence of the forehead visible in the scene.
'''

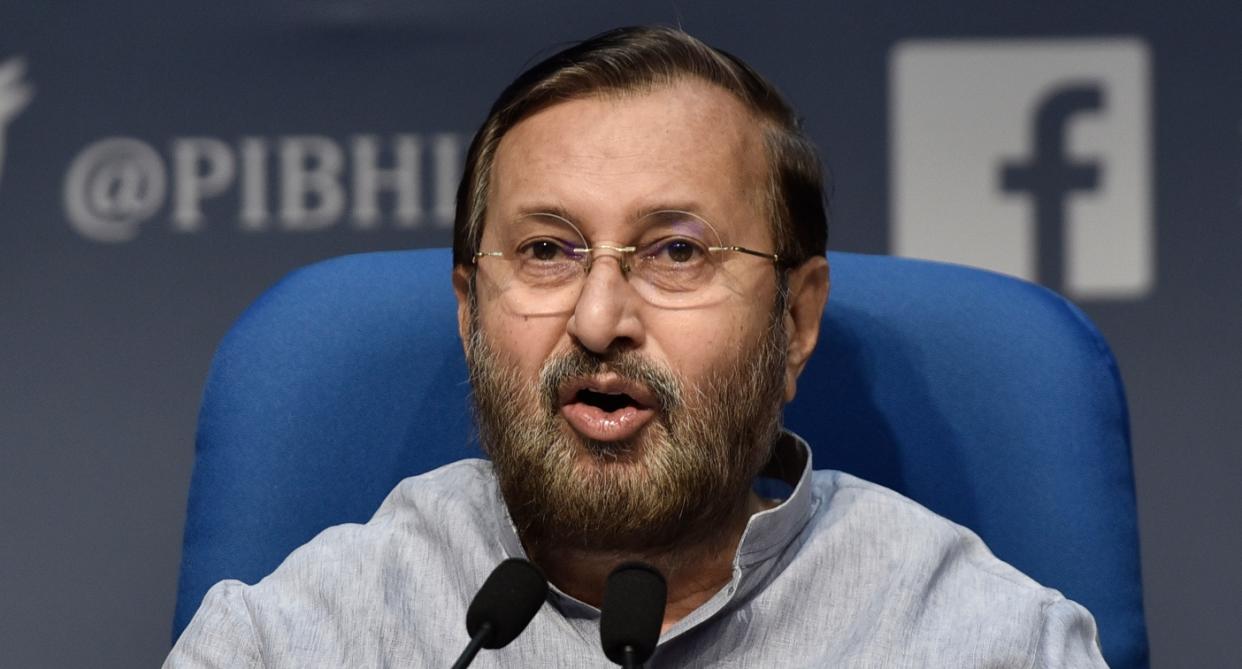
[487,78,769,239]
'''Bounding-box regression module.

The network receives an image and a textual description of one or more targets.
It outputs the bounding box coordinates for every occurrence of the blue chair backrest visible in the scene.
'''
[174,248,1148,667]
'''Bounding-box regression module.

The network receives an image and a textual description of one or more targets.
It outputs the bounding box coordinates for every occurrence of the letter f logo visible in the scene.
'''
[0,56,34,191]
[1001,86,1103,292]
[891,39,1153,300]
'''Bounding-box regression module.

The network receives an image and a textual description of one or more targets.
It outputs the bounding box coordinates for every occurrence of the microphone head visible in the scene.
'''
[600,561,667,665]
[465,558,549,649]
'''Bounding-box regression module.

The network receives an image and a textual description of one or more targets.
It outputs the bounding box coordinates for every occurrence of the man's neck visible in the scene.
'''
[532,491,779,633]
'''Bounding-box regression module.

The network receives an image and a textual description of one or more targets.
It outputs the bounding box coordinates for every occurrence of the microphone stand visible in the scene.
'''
[450,621,492,669]
[622,644,643,669]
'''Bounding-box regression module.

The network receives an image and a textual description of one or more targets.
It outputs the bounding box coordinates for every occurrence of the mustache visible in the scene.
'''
[538,346,683,415]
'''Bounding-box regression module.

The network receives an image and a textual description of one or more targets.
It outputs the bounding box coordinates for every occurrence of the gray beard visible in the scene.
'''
[465,301,788,557]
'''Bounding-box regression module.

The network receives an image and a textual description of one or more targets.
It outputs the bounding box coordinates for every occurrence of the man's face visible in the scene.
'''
[456,79,794,554]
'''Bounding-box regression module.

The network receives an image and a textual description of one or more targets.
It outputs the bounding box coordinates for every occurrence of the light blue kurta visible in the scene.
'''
[167,433,1106,668]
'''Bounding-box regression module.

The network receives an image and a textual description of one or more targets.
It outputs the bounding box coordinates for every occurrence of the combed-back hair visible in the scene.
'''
[452,25,828,269]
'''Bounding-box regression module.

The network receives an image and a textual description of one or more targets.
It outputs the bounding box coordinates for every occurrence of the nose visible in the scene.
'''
[565,254,645,354]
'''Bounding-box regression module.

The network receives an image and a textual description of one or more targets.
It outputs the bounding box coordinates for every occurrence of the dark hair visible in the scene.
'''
[452,25,827,268]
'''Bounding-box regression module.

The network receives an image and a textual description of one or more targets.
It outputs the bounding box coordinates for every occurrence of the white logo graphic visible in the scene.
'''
[0,56,34,192]
[890,39,1153,299]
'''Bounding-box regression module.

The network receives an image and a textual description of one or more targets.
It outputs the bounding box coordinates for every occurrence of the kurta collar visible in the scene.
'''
[491,429,819,640]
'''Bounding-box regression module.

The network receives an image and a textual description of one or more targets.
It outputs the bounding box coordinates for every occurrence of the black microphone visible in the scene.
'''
[450,558,548,669]
[599,562,667,669]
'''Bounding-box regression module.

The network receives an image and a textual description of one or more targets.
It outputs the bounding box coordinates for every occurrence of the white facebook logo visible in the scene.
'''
[890,39,1153,299]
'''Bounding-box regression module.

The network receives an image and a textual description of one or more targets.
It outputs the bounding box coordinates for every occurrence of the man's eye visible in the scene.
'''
[658,239,704,264]
[523,240,566,261]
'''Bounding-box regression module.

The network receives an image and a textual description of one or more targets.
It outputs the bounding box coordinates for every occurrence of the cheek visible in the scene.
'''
[648,308,757,380]
[475,299,566,377]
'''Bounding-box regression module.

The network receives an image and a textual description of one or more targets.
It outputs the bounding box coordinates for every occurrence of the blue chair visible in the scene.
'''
[172,248,1149,667]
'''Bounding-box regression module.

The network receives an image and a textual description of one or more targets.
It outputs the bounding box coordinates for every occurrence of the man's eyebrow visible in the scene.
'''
[509,201,715,225]
[513,203,574,221]
[632,201,709,220]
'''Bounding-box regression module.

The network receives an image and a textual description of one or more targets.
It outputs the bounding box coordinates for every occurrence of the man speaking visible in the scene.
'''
[167,26,1107,667]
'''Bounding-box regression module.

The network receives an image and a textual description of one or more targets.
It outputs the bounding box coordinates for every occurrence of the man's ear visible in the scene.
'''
[452,264,473,348]
[782,255,830,403]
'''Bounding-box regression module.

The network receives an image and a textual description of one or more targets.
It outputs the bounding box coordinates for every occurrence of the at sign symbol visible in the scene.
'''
[64,138,168,243]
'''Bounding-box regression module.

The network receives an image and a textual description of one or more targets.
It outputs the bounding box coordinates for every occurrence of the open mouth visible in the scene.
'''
[559,376,658,442]
[576,388,644,413]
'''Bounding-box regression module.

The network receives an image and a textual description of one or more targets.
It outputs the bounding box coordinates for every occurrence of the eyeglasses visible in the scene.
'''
[472,210,780,315]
